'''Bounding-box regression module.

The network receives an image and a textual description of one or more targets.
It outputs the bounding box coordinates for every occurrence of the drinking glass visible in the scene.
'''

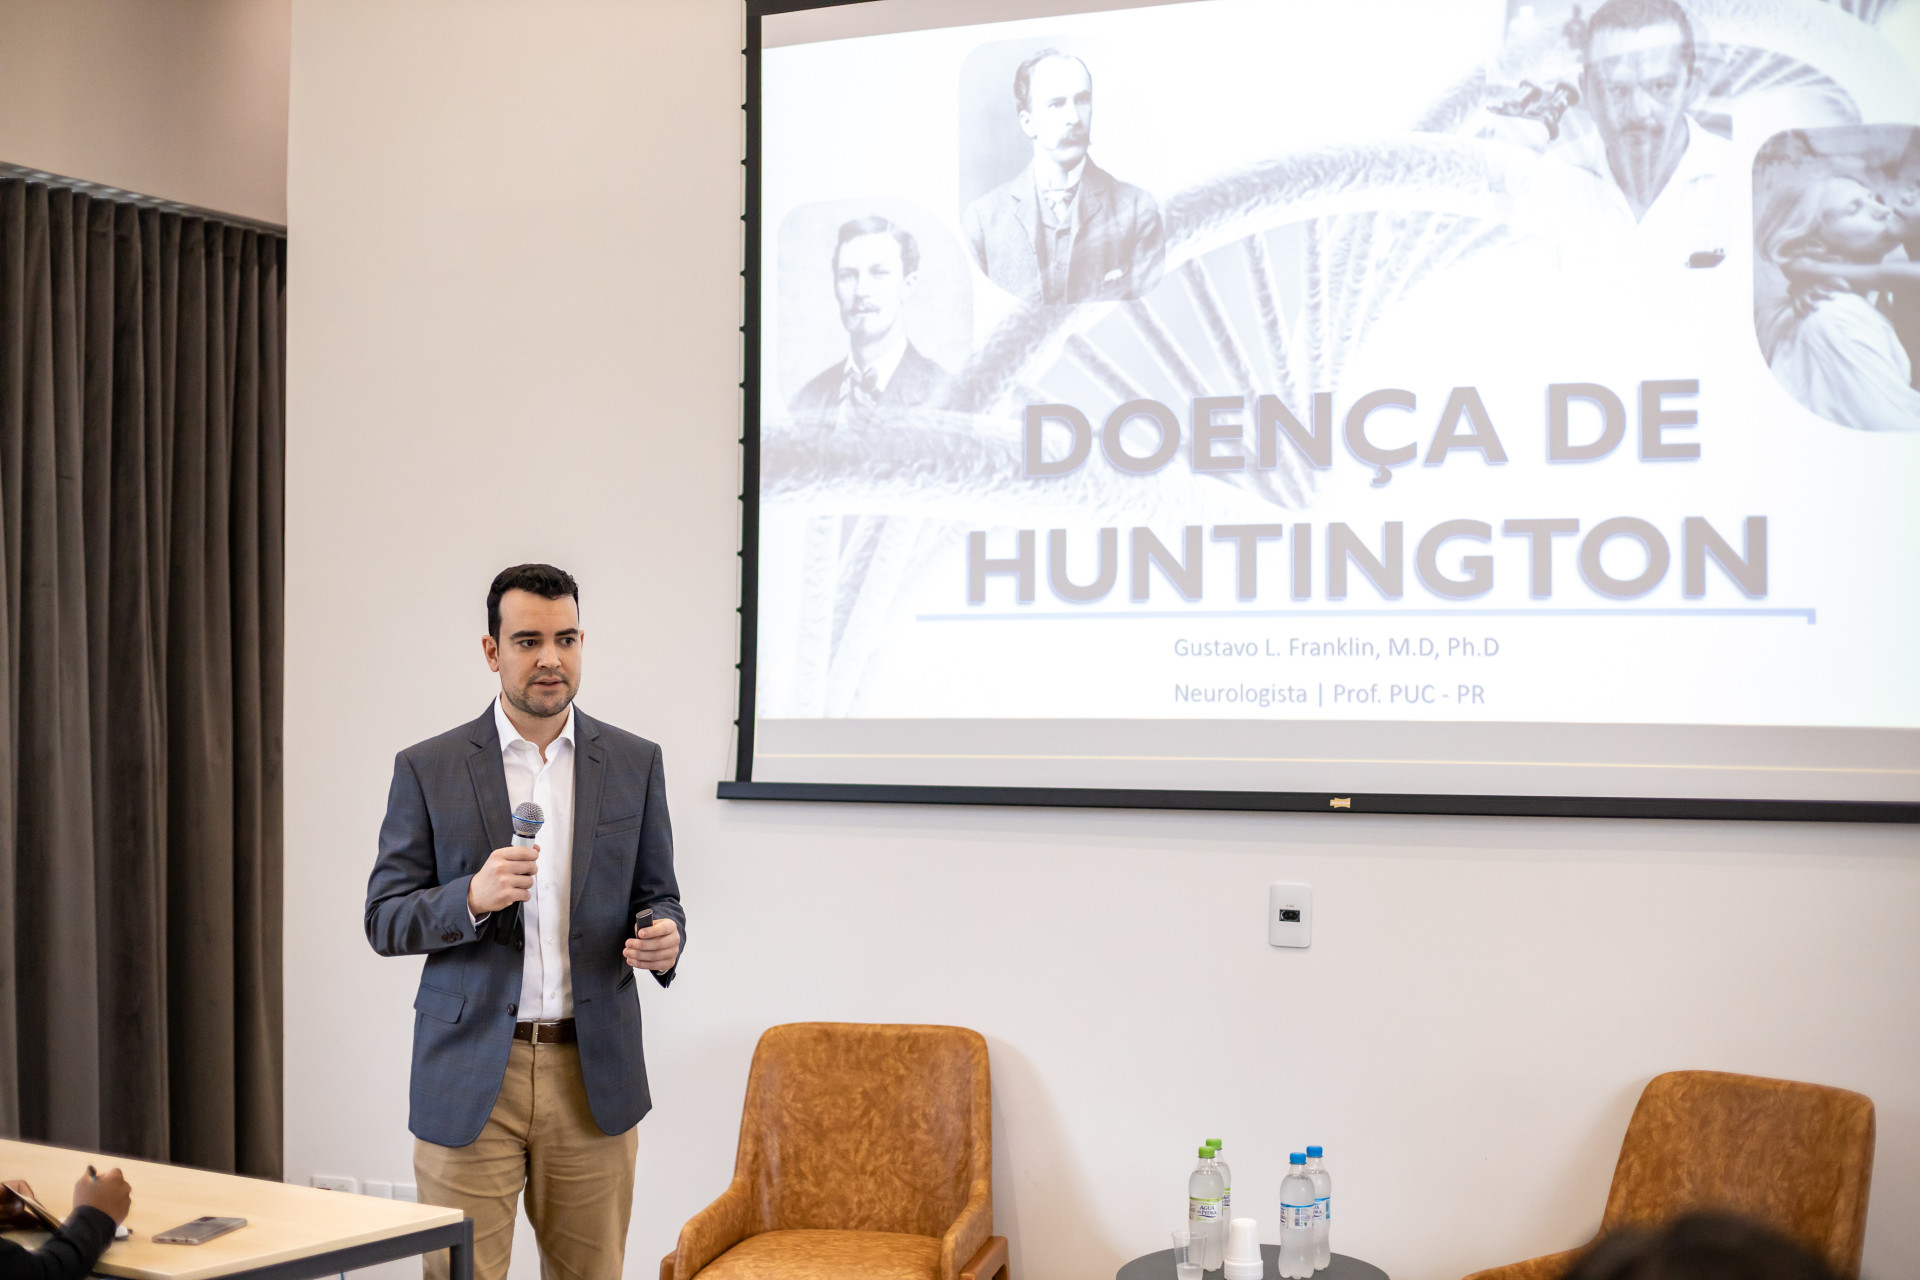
[1172,1228,1203,1280]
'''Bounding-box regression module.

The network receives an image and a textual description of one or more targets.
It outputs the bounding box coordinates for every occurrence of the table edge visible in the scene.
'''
[92,1214,465,1280]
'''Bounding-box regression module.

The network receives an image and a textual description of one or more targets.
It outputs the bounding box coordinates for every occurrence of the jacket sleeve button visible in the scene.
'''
[507,1003,517,1016]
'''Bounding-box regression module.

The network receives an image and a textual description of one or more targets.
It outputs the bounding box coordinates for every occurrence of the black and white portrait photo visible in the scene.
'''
[775,201,971,429]
[1507,0,1733,270]
[958,45,1164,305]
[1755,126,1920,433]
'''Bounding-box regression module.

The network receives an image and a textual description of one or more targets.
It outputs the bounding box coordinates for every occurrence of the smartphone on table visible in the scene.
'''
[154,1217,247,1245]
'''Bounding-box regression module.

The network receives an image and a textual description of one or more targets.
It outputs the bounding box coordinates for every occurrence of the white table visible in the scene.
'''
[0,1138,471,1280]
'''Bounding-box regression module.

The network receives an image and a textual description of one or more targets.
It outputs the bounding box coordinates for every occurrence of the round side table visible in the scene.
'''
[1118,1249,1389,1280]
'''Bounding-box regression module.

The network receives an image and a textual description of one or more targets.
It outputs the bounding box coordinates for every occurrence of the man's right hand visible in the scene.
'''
[73,1168,132,1224]
[468,844,539,915]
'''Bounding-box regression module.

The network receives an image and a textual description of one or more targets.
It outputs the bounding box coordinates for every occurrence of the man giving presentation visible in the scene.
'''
[365,563,685,1280]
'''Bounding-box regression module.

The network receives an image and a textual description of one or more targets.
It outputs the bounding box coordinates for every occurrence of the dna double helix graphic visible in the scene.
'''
[759,0,1909,716]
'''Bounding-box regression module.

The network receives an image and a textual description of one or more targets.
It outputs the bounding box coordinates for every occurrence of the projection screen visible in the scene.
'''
[728,0,1920,819]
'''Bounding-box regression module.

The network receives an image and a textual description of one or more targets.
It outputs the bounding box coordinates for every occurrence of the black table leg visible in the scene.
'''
[450,1216,475,1280]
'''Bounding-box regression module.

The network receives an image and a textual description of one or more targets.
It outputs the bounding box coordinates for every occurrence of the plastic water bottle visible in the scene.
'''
[1205,1139,1232,1221]
[1188,1146,1226,1271]
[1305,1146,1332,1269]
[1279,1152,1316,1278]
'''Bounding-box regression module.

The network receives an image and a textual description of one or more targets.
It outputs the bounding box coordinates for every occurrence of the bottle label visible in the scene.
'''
[1317,1196,1330,1223]
[1190,1197,1224,1222]
[1281,1203,1315,1230]
[1221,1187,1232,1211]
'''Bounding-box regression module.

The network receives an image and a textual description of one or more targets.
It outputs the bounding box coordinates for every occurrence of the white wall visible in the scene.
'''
[282,4,1920,1280]
[0,0,289,224]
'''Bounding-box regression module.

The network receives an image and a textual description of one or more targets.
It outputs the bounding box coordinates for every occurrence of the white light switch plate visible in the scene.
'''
[310,1174,359,1194]
[1269,883,1312,948]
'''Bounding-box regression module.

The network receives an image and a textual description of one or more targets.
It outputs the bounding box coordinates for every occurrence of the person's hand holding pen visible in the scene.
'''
[72,1165,132,1225]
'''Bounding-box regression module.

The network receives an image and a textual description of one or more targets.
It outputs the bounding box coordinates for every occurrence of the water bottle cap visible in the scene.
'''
[1198,1146,1212,1159]
[1289,1152,1306,1164]
[1205,1138,1223,1148]
[1306,1146,1323,1158]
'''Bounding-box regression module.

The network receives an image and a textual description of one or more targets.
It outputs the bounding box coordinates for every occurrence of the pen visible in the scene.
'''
[87,1166,98,1183]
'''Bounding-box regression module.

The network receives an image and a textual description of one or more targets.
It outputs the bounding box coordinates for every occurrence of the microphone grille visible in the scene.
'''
[511,801,545,838]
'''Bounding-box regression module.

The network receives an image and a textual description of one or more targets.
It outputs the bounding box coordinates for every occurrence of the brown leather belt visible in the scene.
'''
[513,1018,576,1044]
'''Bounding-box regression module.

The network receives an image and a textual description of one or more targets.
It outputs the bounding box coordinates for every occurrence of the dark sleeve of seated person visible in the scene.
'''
[0,1170,131,1280]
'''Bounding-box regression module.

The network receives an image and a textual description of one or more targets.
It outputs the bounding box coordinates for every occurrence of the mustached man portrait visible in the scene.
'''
[961,48,1164,305]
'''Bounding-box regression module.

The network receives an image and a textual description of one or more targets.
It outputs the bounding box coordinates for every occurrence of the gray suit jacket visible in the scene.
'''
[962,158,1164,304]
[365,704,685,1146]
[788,341,949,425]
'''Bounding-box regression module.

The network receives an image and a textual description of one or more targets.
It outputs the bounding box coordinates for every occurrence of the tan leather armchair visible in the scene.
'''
[661,1022,1009,1280]
[1464,1070,1875,1280]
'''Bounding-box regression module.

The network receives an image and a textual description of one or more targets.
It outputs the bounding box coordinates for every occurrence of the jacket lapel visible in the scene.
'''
[1009,168,1038,252]
[466,704,520,947]
[570,710,606,914]
[465,704,512,854]
[1078,160,1110,230]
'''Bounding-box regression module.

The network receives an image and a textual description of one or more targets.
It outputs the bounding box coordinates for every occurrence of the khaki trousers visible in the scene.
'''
[415,1039,637,1280]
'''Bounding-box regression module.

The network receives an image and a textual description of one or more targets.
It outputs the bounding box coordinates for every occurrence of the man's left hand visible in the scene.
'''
[624,918,681,973]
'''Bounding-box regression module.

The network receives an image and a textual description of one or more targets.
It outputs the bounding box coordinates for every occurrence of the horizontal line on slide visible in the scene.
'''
[914,607,1818,623]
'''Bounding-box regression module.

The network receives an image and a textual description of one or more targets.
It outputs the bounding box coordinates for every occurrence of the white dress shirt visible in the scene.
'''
[829,331,911,430]
[1514,115,1733,271]
[494,696,576,1021]
[1036,157,1087,221]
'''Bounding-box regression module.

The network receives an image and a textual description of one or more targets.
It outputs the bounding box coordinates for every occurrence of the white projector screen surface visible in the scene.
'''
[745,0,1920,807]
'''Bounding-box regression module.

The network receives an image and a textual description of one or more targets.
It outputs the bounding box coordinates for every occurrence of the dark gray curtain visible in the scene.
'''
[0,172,283,1178]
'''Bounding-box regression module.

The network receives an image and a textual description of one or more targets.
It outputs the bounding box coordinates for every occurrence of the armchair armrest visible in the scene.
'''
[671,1176,753,1280]
[960,1235,1009,1280]
[939,1176,995,1280]
[1463,1247,1585,1280]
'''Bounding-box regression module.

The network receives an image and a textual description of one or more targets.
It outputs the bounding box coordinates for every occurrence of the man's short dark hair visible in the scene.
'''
[1582,0,1696,74]
[488,563,579,639]
[1013,48,1089,115]
[1563,1211,1838,1280]
[833,216,920,277]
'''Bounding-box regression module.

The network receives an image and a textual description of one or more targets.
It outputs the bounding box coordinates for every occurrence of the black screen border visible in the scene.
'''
[727,0,1920,825]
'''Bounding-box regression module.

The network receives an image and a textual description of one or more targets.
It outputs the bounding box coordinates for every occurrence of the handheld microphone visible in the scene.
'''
[512,801,545,846]
[496,802,545,950]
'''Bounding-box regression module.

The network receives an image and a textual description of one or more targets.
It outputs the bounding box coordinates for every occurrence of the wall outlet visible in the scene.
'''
[364,1180,394,1199]
[394,1183,418,1203]
[310,1174,359,1194]
[1269,883,1313,948]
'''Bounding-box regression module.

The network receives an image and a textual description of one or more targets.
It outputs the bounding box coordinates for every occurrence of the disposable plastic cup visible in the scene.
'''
[1171,1228,1200,1278]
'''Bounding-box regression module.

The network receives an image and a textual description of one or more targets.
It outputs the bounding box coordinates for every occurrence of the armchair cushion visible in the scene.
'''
[739,1024,986,1238]
[694,1229,942,1280]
